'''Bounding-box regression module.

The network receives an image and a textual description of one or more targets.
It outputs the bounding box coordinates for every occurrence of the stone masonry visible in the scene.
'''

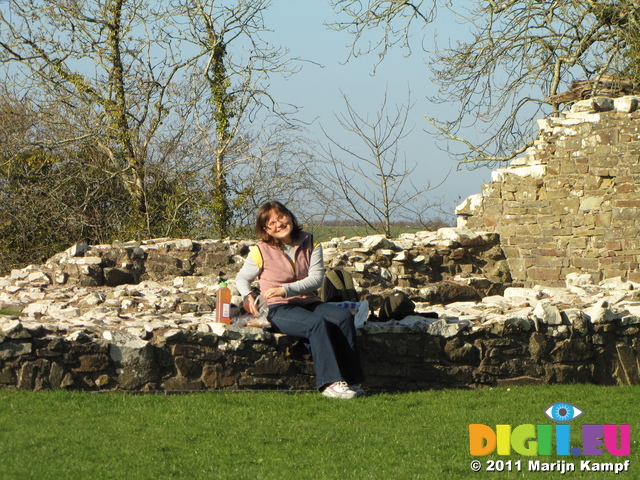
[6,95,640,392]
[457,95,640,287]
[1,234,639,392]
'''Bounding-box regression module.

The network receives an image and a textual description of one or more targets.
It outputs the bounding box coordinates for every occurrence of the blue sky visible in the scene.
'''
[262,1,494,218]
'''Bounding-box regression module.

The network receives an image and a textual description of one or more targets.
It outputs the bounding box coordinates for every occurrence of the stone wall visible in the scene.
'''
[2,304,639,392]
[25,230,511,311]
[457,96,640,287]
[7,96,640,391]
[2,236,640,391]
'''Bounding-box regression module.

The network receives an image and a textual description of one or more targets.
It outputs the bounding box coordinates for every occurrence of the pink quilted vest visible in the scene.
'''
[255,232,320,306]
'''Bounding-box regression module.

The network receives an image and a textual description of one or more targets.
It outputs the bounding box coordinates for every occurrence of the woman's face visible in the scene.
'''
[264,209,293,243]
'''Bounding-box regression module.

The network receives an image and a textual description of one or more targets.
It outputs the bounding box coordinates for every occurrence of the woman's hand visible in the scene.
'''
[263,286,286,299]
[242,294,259,316]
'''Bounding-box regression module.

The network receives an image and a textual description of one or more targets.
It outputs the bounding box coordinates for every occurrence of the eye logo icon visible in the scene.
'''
[544,403,583,422]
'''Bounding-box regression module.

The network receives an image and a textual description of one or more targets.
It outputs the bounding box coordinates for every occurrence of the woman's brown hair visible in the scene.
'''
[255,201,302,245]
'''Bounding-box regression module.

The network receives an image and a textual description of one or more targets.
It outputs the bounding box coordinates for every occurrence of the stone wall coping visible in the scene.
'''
[3,274,640,345]
[2,233,639,347]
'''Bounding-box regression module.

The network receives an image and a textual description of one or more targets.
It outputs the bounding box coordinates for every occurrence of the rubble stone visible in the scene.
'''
[0,231,639,391]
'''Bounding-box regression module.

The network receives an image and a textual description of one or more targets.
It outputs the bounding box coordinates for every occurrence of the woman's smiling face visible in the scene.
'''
[264,209,293,243]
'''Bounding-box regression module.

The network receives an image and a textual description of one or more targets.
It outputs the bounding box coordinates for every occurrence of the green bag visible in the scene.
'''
[320,269,359,303]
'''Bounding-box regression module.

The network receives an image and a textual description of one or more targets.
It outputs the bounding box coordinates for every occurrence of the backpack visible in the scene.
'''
[320,269,359,303]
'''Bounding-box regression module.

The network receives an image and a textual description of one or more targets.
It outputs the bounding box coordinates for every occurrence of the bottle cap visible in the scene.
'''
[220,281,228,286]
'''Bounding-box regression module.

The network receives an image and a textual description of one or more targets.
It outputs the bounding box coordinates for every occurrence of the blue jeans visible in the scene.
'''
[267,302,365,390]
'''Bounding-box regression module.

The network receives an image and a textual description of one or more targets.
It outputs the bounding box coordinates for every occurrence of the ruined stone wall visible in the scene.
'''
[2,236,640,391]
[458,96,640,287]
[26,231,511,312]
[2,313,639,392]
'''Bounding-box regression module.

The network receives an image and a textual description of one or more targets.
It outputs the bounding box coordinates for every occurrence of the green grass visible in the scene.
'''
[0,385,637,479]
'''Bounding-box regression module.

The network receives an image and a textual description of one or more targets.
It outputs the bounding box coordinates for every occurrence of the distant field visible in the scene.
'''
[305,224,428,243]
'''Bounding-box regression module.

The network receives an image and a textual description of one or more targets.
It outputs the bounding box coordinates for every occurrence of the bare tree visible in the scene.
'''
[225,119,320,233]
[0,0,187,233]
[319,90,445,237]
[159,0,308,237]
[329,1,640,166]
[0,0,315,245]
[0,87,136,273]
[328,0,439,62]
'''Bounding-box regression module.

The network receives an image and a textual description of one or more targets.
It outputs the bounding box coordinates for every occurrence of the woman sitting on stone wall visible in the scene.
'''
[235,200,365,399]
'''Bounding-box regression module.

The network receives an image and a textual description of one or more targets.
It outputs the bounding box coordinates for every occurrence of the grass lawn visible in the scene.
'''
[0,384,637,479]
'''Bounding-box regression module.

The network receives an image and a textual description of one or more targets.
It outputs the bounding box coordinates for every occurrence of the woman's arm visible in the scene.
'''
[282,244,324,297]
[236,254,262,315]
[236,255,260,299]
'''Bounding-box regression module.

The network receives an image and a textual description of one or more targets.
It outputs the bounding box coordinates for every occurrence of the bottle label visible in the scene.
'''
[222,303,230,318]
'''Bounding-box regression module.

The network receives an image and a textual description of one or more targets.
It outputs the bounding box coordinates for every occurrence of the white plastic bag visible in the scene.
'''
[234,294,270,328]
[330,300,370,329]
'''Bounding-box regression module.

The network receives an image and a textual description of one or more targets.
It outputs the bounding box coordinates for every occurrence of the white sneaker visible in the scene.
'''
[322,381,357,399]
